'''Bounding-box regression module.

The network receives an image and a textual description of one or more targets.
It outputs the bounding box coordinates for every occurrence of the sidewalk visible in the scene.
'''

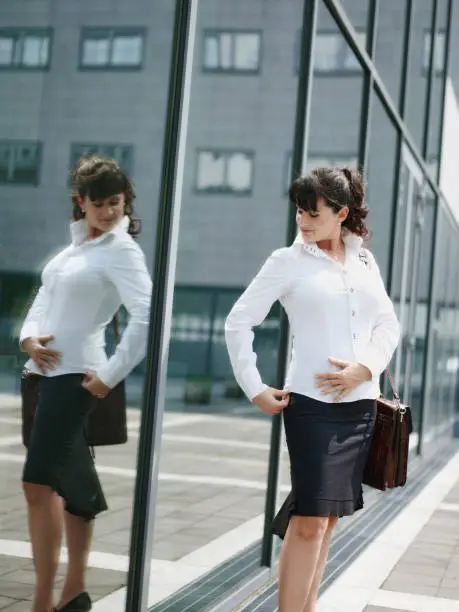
[319,449,459,612]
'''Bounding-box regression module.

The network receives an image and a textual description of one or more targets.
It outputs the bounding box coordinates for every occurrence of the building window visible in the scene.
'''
[80,28,145,69]
[296,30,365,74]
[196,150,254,194]
[423,30,446,74]
[284,152,358,193]
[0,141,42,185]
[203,31,261,73]
[0,28,51,69]
[70,143,134,176]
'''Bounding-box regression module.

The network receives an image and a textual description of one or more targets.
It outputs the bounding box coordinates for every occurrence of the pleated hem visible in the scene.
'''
[271,489,364,540]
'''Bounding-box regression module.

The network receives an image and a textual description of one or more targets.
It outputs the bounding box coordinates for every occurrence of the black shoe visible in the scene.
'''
[56,592,92,611]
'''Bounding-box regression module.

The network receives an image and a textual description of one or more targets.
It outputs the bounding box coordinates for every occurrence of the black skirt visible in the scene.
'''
[22,374,108,520]
[272,392,376,539]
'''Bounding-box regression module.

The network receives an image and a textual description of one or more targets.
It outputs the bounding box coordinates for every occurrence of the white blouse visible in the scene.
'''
[20,216,152,389]
[225,232,400,403]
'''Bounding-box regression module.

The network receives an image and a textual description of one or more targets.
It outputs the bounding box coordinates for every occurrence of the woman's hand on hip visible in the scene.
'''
[253,387,290,416]
[22,335,61,375]
[315,358,372,402]
[82,371,111,398]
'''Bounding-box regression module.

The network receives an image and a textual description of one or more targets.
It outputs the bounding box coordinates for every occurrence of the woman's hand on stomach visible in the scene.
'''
[82,370,111,398]
[253,387,290,416]
[22,335,61,375]
[315,358,372,402]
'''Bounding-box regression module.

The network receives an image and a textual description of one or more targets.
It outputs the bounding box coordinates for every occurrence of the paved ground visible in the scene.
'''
[0,390,286,610]
[364,477,459,611]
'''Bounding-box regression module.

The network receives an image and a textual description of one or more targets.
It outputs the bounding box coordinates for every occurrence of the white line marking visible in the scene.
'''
[371,588,459,611]
[0,538,129,571]
[0,451,288,491]
[438,502,459,513]
[160,433,270,451]
[0,417,22,426]
[317,450,459,612]
[0,435,22,447]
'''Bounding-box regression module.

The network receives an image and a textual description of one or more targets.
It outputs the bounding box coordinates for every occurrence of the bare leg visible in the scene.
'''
[24,483,64,612]
[56,512,94,608]
[278,516,329,612]
[302,516,338,612]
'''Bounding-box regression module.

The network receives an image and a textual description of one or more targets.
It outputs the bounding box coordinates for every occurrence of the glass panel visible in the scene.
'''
[111,35,143,66]
[426,0,449,179]
[374,1,408,105]
[82,37,110,66]
[405,0,435,151]
[0,36,14,65]
[219,33,233,69]
[314,31,366,72]
[12,143,40,184]
[425,204,455,438]
[0,0,174,608]
[234,33,260,71]
[203,34,219,68]
[147,0,303,606]
[340,0,369,35]
[307,4,364,172]
[366,93,399,279]
[22,35,49,67]
[196,151,226,190]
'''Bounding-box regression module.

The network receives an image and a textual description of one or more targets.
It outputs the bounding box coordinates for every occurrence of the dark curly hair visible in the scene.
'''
[288,166,369,238]
[71,154,141,236]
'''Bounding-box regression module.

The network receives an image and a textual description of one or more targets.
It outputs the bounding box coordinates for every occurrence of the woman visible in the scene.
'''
[20,155,152,612]
[225,167,400,612]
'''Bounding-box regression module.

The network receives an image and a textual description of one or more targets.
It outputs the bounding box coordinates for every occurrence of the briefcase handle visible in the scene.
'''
[384,368,400,401]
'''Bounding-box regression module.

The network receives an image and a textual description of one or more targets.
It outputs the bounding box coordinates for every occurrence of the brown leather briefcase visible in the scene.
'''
[363,369,412,491]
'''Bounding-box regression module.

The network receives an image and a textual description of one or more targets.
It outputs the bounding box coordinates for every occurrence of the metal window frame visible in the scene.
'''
[422,28,447,74]
[357,0,378,171]
[124,1,199,609]
[0,139,42,186]
[0,27,52,71]
[79,26,147,71]
[202,28,263,75]
[194,147,255,195]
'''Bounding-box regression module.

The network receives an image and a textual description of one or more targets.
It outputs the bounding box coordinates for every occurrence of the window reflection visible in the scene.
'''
[80,28,145,69]
[0,28,51,68]
[196,150,254,193]
[203,31,261,73]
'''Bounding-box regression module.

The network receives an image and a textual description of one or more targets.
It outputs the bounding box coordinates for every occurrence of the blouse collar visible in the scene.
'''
[70,215,130,246]
[293,229,363,260]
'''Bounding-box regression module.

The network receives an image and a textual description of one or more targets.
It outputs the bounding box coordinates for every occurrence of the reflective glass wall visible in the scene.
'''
[0,0,174,607]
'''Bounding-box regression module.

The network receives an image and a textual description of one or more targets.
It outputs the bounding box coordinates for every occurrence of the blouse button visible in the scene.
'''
[350,288,354,293]
[352,310,356,317]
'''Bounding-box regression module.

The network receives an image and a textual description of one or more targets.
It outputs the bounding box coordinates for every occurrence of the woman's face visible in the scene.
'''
[82,192,125,234]
[296,197,348,243]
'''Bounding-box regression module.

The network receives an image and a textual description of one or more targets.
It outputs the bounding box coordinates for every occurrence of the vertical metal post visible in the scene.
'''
[260,0,318,567]
[385,0,413,296]
[421,0,439,160]
[357,0,379,171]
[124,1,199,610]
[417,0,453,455]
